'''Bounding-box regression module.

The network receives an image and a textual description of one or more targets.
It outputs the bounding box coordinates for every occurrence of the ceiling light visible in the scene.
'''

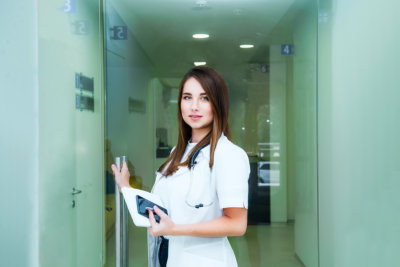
[193,34,209,39]
[240,44,254,49]
[196,0,208,8]
[194,61,207,66]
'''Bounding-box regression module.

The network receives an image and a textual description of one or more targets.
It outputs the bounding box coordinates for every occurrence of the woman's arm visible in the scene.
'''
[148,206,247,237]
[113,161,248,237]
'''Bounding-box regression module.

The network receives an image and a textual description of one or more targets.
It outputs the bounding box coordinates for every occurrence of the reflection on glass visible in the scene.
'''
[258,161,280,187]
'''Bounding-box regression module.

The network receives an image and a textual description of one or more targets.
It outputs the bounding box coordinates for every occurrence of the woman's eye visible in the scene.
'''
[201,96,209,101]
[183,96,191,100]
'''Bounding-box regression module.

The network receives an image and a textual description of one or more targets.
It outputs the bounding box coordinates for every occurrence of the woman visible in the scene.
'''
[112,66,250,267]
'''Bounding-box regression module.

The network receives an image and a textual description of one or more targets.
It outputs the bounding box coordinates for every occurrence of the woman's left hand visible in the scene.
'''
[111,161,131,192]
[147,206,175,236]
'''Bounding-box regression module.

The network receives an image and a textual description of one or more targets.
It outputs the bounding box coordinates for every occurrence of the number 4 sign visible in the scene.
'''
[281,44,293,55]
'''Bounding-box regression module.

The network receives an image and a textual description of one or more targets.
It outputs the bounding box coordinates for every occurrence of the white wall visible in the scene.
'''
[318,0,400,266]
[1,0,104,265]
[0,1,39,266]
[37,0,104,266]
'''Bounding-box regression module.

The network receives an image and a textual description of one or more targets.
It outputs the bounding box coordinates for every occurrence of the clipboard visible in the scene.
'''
[121,187,168,227]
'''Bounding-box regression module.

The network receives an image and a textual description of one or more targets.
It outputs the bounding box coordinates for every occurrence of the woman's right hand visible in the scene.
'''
[111,161,131,192]
[147,206,176,236]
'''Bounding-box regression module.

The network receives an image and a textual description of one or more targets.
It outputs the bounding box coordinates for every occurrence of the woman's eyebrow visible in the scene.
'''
[182,92,192,95]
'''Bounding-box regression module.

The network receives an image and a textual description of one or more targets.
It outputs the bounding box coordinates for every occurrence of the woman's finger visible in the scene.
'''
[153,205,167,220]
[120,162,130,178]
[121,161,127,170]
[148,209,157,226]
[111,164,119,175]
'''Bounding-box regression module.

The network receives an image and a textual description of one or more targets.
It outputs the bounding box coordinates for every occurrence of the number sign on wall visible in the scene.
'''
[110,26,128,40]
[281,44,293,55]
[72,20,90,35]
[62,0,76,14]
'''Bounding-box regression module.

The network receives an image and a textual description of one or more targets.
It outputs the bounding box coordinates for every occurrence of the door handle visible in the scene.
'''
[115,156,128,267]
[72,187,82,195]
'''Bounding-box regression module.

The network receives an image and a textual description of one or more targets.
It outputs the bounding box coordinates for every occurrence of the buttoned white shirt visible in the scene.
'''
[151,134,250,267]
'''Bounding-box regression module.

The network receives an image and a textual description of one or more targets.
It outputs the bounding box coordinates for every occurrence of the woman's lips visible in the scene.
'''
[189,115,202,121]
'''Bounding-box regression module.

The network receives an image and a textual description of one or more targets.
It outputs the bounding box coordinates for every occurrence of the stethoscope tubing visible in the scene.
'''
[185,144,214,209]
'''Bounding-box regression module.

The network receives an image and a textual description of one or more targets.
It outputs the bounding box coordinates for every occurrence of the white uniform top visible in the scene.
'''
[151,134,250,267]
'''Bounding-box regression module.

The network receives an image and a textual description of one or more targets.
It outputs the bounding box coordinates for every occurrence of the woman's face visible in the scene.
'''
[180,77,214,139]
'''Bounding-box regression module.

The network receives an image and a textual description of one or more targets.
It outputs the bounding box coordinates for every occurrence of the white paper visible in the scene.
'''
[121,187,165,227]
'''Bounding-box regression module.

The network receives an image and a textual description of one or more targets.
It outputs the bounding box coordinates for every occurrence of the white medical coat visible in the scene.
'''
[150,134,250,267]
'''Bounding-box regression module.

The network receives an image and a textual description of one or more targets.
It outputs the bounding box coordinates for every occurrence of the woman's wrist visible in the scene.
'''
[170,224,179,235]
[120,183,131,189]
[170,224,191,236]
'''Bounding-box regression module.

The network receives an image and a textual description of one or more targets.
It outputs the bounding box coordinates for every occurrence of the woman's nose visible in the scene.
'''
[191,99,199,111]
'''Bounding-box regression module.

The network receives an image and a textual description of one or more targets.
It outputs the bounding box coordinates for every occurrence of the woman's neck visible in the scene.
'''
[191,128,210,143]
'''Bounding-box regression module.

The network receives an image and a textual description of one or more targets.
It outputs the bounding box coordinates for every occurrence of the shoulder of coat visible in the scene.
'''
[215,135,247,159]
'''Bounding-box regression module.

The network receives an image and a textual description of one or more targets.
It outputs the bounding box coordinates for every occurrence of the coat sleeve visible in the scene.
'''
[214,143,250,209]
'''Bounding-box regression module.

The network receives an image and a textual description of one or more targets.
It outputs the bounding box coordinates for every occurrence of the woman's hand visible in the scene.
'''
[111,161,131,192]
[147,206,176,236]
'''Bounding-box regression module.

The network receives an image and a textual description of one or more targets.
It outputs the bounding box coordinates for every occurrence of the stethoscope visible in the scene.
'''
[184,144,215,209]
[153,144,215,209]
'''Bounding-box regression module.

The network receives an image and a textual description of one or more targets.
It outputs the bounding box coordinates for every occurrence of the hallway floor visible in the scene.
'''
[106,221,304,267]
[231,223,305,267]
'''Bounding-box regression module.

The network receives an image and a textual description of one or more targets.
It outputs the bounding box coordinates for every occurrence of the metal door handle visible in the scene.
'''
[115,156,128,267]
[72,187,82,195]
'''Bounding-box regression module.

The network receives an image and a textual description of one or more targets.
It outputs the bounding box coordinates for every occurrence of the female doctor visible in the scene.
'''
[112,65,250,267]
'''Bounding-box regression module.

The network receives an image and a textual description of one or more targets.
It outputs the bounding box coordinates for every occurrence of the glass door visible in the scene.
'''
[104,0,318,266]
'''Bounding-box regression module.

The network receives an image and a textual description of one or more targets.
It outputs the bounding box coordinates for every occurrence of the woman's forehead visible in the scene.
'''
[183,77,206,94]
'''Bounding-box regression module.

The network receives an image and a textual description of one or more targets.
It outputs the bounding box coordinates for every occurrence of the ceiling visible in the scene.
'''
[110,0,304,90]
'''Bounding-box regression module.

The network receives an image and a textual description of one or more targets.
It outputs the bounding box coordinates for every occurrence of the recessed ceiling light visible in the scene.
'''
[240,44,254,49]
[194,61,207,66]
[196,0,208,8]
[193,34,209,39]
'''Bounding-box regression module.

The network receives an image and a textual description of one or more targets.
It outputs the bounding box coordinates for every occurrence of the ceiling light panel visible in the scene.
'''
[240,44,254,49]
[193,33,210,39]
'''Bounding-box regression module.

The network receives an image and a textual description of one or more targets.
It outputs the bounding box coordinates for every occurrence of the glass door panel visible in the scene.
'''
[104,0,318,266]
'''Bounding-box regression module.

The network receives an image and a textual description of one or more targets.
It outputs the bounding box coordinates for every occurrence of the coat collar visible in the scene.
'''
[157,134,227,178]
[194,133,227,160]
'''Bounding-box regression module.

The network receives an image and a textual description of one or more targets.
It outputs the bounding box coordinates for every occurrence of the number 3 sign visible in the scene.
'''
[62,0,76,14]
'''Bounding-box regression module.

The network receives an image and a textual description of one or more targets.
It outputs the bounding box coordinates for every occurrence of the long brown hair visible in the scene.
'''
[158,66,231,176]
